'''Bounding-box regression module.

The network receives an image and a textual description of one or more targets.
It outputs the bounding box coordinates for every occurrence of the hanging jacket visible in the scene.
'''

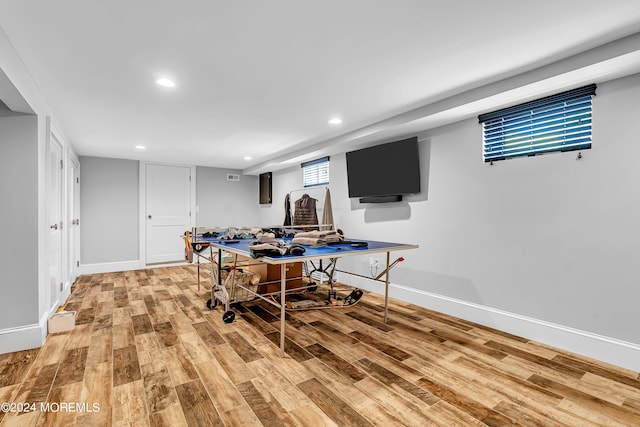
[321,188,334,231]
[283,194,292,226]
[293,194,319,228]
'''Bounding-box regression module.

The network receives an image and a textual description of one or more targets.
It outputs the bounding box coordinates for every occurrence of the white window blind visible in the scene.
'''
[302,157,329,187]
[479,84,596,163]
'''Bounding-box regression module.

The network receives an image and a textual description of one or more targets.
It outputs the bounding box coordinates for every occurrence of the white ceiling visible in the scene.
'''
[1,1,640,174]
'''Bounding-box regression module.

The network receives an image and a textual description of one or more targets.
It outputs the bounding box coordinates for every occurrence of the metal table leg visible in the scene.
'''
[280,263,286,357]
[384,251,390,323]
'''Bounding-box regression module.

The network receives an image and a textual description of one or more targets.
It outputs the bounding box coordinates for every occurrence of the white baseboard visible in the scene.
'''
[78,260,143,275]
[0,317,46,354]
[77,259,207,276]
[342,275,640,373]
[39,311,48,343]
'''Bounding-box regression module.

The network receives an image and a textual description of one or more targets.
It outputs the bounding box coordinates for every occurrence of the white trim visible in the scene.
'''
[66,151,80,287]
[59,284,71,310]
[342,275,640,373]
[78,260,143,275]
[46,125,65,316]
[37,117,48,334]
[40,311,48,343]
[190,165,197,232]
[0,321,45,354]
[139,163,147,265]
[139,162,196,267]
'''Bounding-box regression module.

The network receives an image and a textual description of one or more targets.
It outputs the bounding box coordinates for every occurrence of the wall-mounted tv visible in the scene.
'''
[346,136,420,203]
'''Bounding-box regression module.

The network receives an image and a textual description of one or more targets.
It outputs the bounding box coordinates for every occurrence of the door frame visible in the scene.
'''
[46,129,64,315]
[139,161,196,267]
[66,152,80,286]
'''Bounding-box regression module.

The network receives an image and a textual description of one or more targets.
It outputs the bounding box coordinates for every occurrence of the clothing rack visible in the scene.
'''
[286,187,336,286]
[269,224,333,229]
[288,186,328,199]
[287,186,328,228]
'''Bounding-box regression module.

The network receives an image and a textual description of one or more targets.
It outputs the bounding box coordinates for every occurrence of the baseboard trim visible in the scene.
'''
[78,260,143,275]
[40,311,49,343]
[77,260,204,275]
[0,321,45,354]
[344,276,640,372]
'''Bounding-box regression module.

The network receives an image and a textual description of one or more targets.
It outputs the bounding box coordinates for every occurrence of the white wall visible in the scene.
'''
[401,74,640,343]
[196,166,260,227]
[259,73,640,371]
[77,162,262,270]
[1,29,79,353]
[80,156,139,264]
[258,165,332,229]
[0,114,38,329]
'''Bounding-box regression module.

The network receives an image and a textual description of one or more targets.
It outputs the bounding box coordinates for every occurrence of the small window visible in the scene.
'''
[302,157,329,187]
[479,84,596,163]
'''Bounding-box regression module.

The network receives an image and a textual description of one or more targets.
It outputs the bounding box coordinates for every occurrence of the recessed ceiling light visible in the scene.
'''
[328,118,342,125]
[244,156,252,161]
[156,78,175,88]
[135,145,146,150]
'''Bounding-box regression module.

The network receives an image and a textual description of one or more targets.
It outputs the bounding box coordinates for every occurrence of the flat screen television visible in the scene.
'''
[346,136,420,203]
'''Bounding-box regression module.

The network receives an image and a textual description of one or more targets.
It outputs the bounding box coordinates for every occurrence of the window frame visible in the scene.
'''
[301,156,330,187]
[478,84,596,163]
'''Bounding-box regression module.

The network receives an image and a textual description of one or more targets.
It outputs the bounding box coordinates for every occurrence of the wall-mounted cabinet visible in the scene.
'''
[259,172,272,204]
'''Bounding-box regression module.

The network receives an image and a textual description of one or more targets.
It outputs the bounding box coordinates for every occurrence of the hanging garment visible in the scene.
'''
[283,193,292,226]
[293,194,319,228]
[321,188,334,231]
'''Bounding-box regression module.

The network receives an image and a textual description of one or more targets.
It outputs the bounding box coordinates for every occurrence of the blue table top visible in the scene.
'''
[194,236,417,264]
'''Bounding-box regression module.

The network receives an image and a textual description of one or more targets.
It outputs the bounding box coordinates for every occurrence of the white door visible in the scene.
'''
[145,164,192,264]
[67,156,80,284]
[48,134,64,312]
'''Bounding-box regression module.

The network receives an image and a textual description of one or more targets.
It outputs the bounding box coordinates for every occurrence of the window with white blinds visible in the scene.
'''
[302,157,329,187]
[479,84,596,163]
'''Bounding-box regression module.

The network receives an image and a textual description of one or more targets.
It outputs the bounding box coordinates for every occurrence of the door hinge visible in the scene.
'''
[189,175,192,182]
[76,177,79,184]
[76,260,79,267]
[60,160,63,169]
[59,282,64,292]
[189,211,192,217]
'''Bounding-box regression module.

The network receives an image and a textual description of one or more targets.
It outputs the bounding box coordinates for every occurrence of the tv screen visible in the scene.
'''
[346,136,420,199]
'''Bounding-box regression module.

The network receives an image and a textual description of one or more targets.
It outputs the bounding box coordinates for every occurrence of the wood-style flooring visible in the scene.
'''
[1,265,640,426]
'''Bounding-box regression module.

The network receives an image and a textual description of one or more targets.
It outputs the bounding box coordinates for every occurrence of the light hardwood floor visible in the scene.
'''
[1,265,640,426]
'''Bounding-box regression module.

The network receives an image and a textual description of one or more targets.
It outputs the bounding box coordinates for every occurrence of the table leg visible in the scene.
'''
[384,251,390,324]
[280,263,286,357]
[217,249,222,285]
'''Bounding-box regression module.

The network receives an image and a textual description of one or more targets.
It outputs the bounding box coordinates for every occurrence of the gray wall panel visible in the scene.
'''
[0,114,38,328]
[259,73,640,347]
[80,156,139,264]
[196,167,259,227]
